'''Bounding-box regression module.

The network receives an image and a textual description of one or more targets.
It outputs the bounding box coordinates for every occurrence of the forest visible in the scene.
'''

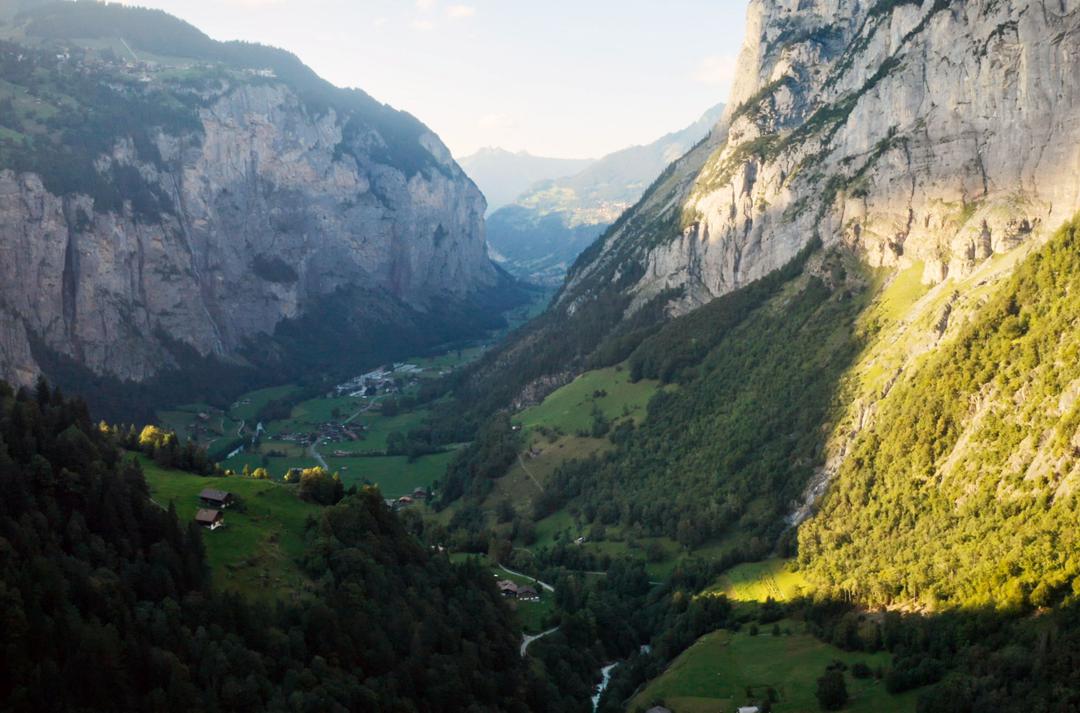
[0,379,575,712]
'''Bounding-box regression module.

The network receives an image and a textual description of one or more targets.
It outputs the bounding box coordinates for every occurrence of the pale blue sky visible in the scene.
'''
[125,0,749,158]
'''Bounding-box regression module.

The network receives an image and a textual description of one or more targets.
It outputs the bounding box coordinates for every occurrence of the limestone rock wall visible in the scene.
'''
[0,82,494,384]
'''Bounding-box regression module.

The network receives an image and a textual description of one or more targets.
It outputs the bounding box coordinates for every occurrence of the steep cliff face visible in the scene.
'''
[563,0,1080,316]
[0,4,499,392]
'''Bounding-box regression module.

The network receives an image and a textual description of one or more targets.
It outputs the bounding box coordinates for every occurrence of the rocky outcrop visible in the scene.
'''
[563,0,1080,316]
[0,82,495,385]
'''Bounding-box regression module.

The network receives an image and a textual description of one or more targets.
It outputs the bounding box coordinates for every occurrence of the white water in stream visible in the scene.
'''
[591,663,617,711]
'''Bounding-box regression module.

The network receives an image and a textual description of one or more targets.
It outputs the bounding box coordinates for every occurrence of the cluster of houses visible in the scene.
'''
[496,579,540,602]
[333,363,423,398]
[277,421,364,447]
[193,488,233,531]
[383,488,431,510]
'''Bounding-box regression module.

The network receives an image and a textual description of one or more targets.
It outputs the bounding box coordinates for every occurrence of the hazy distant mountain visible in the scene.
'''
[457,148,595,213]
[485,103,724,285]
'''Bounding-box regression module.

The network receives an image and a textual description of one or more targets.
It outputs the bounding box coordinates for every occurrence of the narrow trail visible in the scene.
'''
[517,454,545,493]
[342,394,386,425]
[520,626,559,656]
[309,442,329,470]
[237,419,245,437]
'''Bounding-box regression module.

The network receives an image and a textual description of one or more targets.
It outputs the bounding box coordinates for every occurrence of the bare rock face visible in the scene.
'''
[0,82,495,385]
[564,0,1080,316]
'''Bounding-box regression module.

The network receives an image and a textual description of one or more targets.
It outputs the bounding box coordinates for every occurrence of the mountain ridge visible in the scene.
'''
[0,1,517,417]
[456,147,595,214]
[486,103,725,285]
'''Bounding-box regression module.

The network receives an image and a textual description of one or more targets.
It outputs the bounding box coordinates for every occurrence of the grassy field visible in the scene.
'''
[873,261,929,324]
[629,621,919,713]
[287,395,366,425]
[137,454,320,602]
[515,366,660,434]
[229,384,301,422]
[484,436,612,519]
[329,450,457,496]
[341,409,433,453]
[704,558,811,604]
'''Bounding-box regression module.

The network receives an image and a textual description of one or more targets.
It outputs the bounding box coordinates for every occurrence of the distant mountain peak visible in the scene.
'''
[485,102,725,285]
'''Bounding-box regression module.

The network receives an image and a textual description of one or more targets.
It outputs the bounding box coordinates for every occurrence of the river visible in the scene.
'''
[591,663,617,711]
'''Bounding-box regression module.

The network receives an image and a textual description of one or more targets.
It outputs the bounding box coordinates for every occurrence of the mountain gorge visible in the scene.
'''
[457,147,594,214]
[450,0,1080,612]
[9,0,1080,710]
[0,2,514,418]
[485,103,725,285]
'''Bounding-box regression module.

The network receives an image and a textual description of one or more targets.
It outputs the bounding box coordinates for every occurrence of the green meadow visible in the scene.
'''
[704,558,811,604]
[630,621,917,713]
[137,454,320,602]
[515,366,660,434]
[328,450,457,496]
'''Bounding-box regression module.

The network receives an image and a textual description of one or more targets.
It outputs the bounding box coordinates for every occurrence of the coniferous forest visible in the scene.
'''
[0,381,555,712]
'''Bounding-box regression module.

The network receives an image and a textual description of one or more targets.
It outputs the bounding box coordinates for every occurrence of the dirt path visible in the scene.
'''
[521,626,559,656]
[517,454,545,493]
[498,563,555,592]
[342,394,385,425]
[308,442,329,470]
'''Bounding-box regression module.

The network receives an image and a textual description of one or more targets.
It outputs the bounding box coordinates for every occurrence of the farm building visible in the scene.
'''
[412,487,429,500]
[397,496,414,506]
[199,488,233,508]
[517,585,539,601]
[497,580,518,598]
[195,509,224,530]
[645,707,672,713]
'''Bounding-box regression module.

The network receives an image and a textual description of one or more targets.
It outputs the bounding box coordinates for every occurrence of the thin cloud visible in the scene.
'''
[694,55,738,85]
[412,18,435,31]
[415,0,436,10]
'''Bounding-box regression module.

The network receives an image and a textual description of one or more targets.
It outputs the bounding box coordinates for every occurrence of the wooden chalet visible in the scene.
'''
[199,488,233,508]
[195,509,224,530]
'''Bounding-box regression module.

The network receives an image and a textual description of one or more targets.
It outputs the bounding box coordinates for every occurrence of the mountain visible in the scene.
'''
[485,103,725,285]
[0,1,521,419]
[456,147,594,213]
[446,0,1080,614]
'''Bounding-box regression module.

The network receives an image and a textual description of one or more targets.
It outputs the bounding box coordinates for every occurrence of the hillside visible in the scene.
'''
[0,1,522,420]
[457,147,594,214]
[427,3,1080,708]
[0,380,556,712]
[486,103,724,285]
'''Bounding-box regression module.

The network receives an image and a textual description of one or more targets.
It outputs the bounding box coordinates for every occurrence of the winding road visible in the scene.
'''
[520,626,559,656]
[499,563,554,592]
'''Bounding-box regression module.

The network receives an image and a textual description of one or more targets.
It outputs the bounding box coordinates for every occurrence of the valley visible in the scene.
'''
[4,0,1080,712]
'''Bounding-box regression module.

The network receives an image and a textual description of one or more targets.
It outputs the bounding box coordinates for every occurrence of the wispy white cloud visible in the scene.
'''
[412,18,435,31]
[415,0,436,11]
[694,55,738,85]
[446,4,476,18]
